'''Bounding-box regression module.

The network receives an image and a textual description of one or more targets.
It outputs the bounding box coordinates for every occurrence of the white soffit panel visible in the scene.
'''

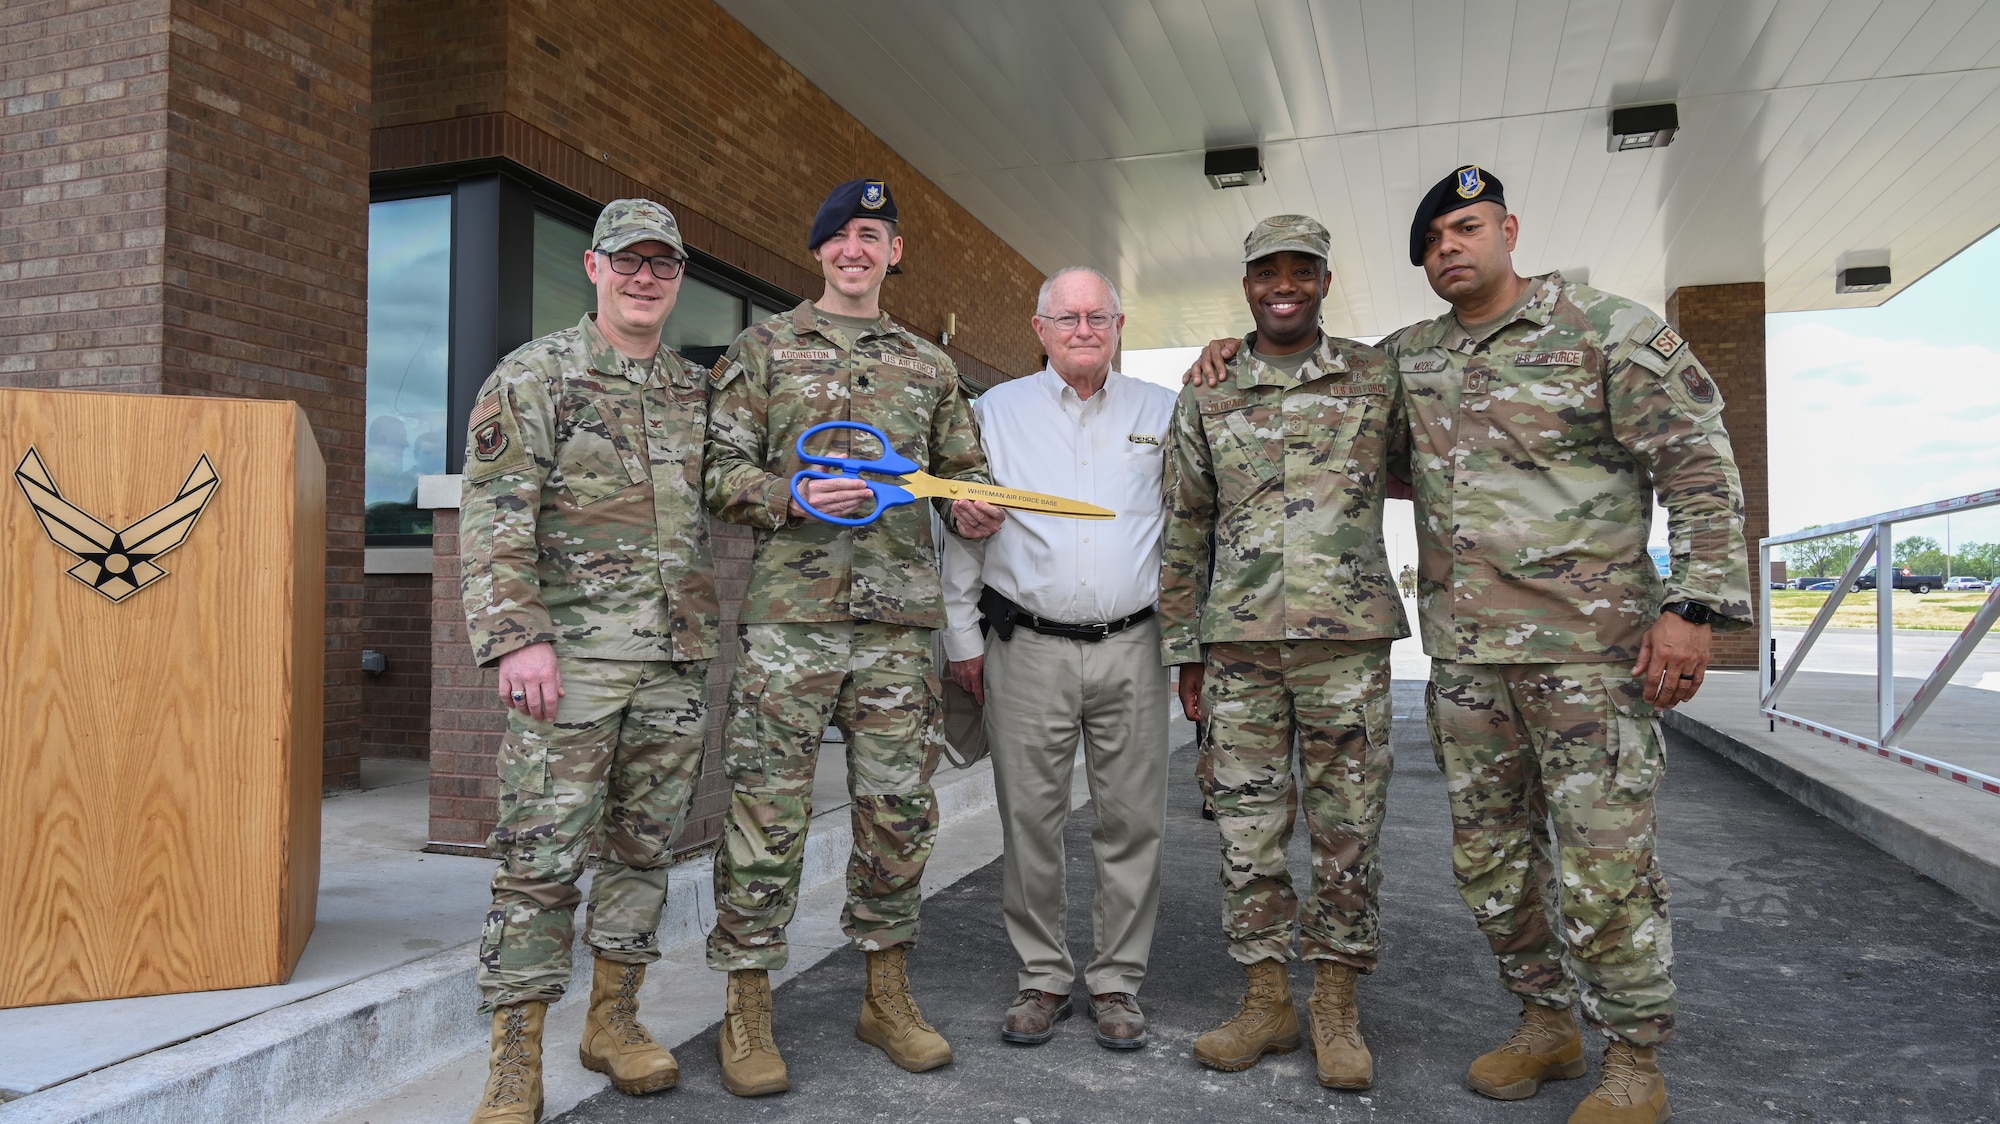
[718,0,2000,348]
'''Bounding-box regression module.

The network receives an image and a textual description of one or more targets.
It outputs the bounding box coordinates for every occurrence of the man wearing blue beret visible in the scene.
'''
[701,178,1003,1096]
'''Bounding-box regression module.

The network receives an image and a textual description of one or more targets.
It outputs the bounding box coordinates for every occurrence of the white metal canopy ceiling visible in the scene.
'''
[719,0,2000,348]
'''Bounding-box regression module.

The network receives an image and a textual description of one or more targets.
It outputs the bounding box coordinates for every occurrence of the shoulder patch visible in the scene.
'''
[1661,358,1725,422]
[464,388,529,484]
[881,354,938,378]
[468,394,501,427]
[1646,326,1685,360]
[1515,350,1585,367]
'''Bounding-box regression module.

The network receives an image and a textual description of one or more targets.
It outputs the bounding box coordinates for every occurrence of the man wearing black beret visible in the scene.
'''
[1184,165,1752,1124]
[701,177,1003,1096]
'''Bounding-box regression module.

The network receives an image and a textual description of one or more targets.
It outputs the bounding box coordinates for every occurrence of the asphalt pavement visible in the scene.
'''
[553,682,2000,1124]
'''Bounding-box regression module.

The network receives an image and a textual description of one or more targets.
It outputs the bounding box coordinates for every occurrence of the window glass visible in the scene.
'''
[532,211,594,339]
[662,275,745,353]
[366,195,452,538]
[752,300,789,324]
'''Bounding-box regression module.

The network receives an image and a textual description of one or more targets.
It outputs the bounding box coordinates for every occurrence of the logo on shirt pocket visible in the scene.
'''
[1127,433,1160,446]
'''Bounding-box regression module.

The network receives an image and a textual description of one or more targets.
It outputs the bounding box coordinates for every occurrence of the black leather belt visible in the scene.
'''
[978,587,1154,643]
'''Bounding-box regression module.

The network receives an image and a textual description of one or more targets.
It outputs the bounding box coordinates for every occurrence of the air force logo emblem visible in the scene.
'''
[1456,165,1485,199]
[14,448,220,602]
[860,181,887,210]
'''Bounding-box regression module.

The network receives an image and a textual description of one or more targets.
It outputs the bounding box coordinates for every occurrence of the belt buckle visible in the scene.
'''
[1084,621,1110,639]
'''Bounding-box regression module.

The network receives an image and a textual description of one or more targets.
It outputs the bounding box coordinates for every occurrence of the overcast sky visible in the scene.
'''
[1122,226,2000,572]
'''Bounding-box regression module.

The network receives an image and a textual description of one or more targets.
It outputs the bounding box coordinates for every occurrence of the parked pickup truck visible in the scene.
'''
[1853,568,1943,594]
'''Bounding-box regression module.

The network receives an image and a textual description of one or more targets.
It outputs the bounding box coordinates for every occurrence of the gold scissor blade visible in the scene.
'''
[895,472,1114,520]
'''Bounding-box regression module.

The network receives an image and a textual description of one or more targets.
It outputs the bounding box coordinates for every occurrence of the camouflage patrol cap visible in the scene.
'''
[592,198,685,256]
[1242,214,1331,263]
[1409,165,1505,265]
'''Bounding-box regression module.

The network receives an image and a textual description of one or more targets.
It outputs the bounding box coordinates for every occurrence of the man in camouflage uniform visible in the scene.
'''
[1187,169,1750,1124]
[1160,215,1410,1091]
[458,199,718,1123]
[702,178,1002,1096]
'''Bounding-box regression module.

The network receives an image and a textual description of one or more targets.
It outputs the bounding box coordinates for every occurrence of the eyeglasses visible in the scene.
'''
[601,249,686,280]
[1037,312,1116,332]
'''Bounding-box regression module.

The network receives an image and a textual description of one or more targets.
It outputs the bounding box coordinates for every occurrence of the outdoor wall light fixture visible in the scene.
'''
[1836,265,1892,294]
[1608,103,1678,152]
[1204,146,1264,189]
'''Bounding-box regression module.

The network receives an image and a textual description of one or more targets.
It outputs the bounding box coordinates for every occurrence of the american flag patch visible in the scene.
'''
[468,395,501,426]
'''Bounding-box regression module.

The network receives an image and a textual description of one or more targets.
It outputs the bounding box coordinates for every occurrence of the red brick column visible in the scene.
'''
[2,0,372,787]
[1666,282,1768,671]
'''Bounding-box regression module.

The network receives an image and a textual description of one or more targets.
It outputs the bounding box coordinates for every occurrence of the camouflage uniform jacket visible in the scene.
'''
[1159,332,1411,666]
[705,300,990,629]
[1379,271,1752,665]
[460,314,719,665]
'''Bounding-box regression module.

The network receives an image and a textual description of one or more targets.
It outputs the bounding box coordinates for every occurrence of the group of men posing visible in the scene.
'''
[456,164,1750,1124]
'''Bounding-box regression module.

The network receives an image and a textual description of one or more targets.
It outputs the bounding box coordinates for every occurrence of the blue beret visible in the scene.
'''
[1409,165,1506,266]
[809,179,898,251]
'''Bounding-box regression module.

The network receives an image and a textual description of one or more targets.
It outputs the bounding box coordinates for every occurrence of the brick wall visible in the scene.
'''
[0,0,170,389]
[1667,281,1768,671]
[3,0,373,788]
[370,0,504,128]
[361,572,431,758]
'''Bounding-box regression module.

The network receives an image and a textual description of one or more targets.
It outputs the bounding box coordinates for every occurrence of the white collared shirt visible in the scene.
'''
[941,366,1177,661]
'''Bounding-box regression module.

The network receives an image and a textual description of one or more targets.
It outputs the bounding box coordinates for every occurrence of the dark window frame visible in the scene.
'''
[366,158,799,546]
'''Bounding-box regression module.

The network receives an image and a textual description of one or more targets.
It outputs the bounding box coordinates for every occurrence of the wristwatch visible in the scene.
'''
[1660,600,1714,626]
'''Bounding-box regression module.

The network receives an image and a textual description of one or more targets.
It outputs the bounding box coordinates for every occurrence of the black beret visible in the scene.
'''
[809,179,898,251]
[1409,165,1506,266]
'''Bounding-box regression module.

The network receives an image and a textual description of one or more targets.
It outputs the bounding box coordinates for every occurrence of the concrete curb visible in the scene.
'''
[0,761,999,1124]
[1663,709,2000,918]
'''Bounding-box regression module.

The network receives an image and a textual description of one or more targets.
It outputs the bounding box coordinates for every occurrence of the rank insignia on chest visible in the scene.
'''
[1646,326,1686,359]
[1516,350,1584,367]
[773,348,837,361]
[1678,367,1717,404]
[1463,370,1493,393]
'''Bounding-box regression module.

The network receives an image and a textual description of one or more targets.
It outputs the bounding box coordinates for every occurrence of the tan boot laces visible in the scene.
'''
[871,951,936,1032]
[1496,1004,1570,1055]
[728,975,777,1054]
[481,1006,534,1108]
[606,963,654,1048]
[1591,1042,1652,1107]
[1308,967,1361,1044]
[1231,964,1284,1022]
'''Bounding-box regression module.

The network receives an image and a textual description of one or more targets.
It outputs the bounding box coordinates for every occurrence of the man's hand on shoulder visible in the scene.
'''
[948,655,985,706]
[1182,338,1242,388]
[497,641,564,721]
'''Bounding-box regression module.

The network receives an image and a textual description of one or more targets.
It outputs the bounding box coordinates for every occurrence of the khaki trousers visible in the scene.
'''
[983,618,1170,996]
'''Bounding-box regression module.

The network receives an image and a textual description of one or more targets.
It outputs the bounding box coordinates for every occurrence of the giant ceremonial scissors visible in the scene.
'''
[790,420,1113,527]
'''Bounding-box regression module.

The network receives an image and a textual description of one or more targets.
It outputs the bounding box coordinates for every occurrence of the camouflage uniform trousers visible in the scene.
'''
[478,655,709,1012]
[706,619,946,971]
[1204,639,1394,969]
[1425,659,1676,1047]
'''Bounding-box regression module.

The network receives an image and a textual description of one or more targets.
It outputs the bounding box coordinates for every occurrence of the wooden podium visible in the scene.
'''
[1,389,325,1008]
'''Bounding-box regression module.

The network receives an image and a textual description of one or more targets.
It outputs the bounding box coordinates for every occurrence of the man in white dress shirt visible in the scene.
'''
[943,266,1178,1051]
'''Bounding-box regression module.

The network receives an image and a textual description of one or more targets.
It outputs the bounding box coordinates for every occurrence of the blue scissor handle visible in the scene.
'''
[789,421,921,527]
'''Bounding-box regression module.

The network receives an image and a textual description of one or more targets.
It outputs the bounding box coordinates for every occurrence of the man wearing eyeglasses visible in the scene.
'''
[939,266,1177,1052]
[702,178,1002,1097]
[1160,215,1409,1092]
[459,198,717,1121]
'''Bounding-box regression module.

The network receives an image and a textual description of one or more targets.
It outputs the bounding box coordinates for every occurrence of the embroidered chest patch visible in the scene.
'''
[1646,326,1685,360]
[1515,350,1584,367]
[881,354,937,378]
[773,348,837,361]
[1128,433,1160,446]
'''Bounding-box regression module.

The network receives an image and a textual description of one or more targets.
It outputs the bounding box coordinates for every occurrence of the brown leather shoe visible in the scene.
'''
[1001,988,1072,1045]
[1089,992,1147,1050]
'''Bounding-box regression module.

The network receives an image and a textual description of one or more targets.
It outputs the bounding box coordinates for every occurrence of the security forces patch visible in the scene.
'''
[1456,165,1485,199]
[860,181,887,210]
[1678,366,1717,404]
[1647,326,1686,359]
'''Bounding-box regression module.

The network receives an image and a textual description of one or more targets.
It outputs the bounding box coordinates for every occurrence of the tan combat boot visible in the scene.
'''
[1192,959,1300,1071]
[578,959,678,1095]
[1306,961,1373,1089]
[469,1001,546,1124]
[855,947,954,1072]
[1568,1040,1671,1123]
[1466,1001,1586,1099]
[718,969,789,1097]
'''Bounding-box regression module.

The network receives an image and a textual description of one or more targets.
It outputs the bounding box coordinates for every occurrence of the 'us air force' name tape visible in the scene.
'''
[880,354,937,378]
[1515,350,1585,366]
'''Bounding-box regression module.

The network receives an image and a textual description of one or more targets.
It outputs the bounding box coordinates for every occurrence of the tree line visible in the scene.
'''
[1784,530,2000,581]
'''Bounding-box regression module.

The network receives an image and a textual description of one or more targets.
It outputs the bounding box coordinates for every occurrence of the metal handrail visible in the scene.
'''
[1759,488,2000,796]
